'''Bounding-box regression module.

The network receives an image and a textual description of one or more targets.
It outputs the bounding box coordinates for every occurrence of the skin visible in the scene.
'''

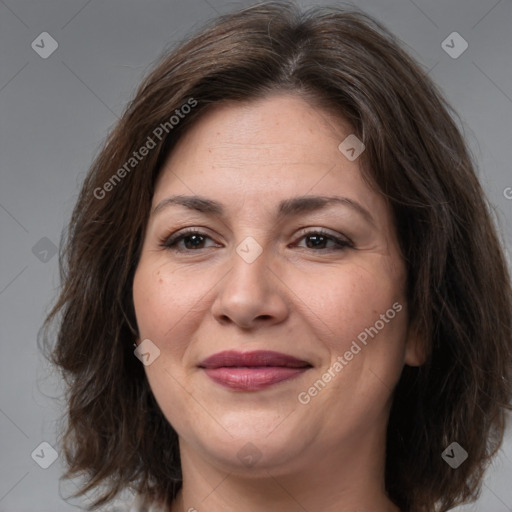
[132,93,424,512]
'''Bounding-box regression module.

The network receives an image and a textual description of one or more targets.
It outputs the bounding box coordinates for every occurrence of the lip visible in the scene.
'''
[198,350,312,391]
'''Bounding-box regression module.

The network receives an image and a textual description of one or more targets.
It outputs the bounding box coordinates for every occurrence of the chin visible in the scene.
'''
[184,417,311,473]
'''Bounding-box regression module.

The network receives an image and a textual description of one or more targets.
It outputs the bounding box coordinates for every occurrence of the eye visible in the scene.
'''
[160,228,354,253]
[294,229,353,251]
[160,229,221,252]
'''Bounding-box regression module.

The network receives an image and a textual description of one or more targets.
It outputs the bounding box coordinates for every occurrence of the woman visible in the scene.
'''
[42,1,512,511]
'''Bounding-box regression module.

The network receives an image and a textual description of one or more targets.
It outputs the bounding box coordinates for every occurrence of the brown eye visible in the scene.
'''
[161,230,220,252]
[295,230,353,251]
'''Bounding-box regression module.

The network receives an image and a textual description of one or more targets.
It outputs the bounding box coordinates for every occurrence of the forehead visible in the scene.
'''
[154,93,369,199]
[194,94,347,151]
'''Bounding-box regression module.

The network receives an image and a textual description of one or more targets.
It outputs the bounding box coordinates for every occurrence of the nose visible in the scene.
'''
[210,244,289,330]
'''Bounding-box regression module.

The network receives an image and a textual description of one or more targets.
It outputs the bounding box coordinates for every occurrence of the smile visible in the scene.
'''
[198,350,312,391]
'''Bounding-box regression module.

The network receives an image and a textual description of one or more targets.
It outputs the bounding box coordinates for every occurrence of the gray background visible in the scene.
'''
[1,0,511,510]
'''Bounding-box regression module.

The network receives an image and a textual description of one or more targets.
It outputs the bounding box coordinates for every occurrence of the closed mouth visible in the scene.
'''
[198,350,313,369]
[198,351,313,391]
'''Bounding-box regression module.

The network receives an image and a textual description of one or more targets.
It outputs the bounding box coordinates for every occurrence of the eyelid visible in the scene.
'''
[291,229,354,252]
[293,227,354,245]
[160,227,221,250]
[160,226,354,253]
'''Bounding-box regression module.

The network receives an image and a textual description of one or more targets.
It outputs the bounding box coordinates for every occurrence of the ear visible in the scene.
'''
[404,318,428,367]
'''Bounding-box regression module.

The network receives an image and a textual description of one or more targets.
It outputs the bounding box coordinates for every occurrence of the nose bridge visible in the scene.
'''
[228,235,272,298]
[211,234,288,328]
[235,234,266,267]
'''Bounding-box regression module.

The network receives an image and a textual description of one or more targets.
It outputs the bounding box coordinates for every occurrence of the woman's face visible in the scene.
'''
[132,93,422,476]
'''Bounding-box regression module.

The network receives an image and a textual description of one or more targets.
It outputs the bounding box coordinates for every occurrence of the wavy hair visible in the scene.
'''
[41,1,512,511]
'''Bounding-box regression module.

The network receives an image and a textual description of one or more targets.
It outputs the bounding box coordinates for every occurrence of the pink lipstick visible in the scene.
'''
[198,350,312,391]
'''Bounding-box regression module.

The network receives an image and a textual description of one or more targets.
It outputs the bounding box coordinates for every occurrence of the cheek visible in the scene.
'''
[143,361,204,439]
[133,261,203,429]
[133,258,206,342]
[290,261,405,351]
[294,266,408,431]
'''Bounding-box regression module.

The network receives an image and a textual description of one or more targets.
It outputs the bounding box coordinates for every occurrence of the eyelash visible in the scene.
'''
[160,227,354,253]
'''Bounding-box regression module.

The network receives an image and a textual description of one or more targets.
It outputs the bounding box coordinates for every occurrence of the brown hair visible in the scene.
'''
[41,1,512,511]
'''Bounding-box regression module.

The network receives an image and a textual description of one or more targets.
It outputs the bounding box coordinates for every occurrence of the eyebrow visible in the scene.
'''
[152,194,375,226]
